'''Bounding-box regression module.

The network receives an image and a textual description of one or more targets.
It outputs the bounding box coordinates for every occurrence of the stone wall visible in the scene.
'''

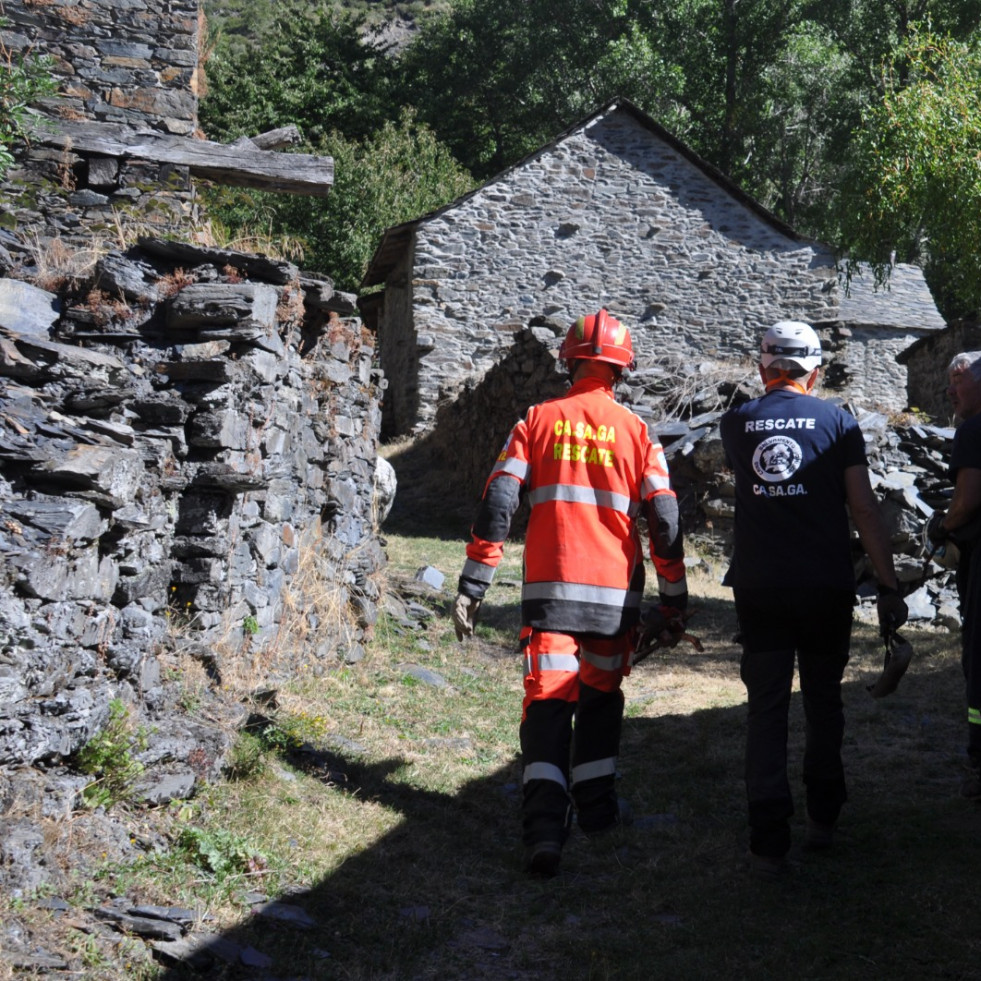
[0,0,202,241]
[387,321,748,536]
[387,325,569,531]
[2,0,200,133]
[822,324,933,411]
[0,236,385,891]
[900,322,981,423]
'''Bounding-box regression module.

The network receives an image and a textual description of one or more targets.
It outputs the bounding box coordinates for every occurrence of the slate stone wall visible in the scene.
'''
[1,0,200,133]
[901,322,981,423]
[0,239,385,893]
[822,324,934,413]
[0,0,201,242]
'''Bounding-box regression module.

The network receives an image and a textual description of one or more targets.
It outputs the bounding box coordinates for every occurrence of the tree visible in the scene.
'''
[199,0,397,146]
[0,29,56,180]
[810,0,981,89]
[397,0,687,179]
[837,29,981,320]
[203,110,474,290]
[747,22,859,231]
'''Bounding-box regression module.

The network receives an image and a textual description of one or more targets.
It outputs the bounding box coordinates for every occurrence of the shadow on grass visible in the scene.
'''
[156,624,981,980]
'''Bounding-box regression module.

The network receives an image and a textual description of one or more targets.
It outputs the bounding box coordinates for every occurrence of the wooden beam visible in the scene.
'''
[31,120,333,196]
[231,125,303,151]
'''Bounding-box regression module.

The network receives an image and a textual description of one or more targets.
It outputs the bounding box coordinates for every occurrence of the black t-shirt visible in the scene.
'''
[949,413,981,551]
[950,413,981,478]
[720,388,867,590]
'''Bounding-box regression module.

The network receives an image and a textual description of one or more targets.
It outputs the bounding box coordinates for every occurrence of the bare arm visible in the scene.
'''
[944,467,981,534]
[844,464,899,590]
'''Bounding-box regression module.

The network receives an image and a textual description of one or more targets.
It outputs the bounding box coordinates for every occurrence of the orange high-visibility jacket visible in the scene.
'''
[461,376,687,635]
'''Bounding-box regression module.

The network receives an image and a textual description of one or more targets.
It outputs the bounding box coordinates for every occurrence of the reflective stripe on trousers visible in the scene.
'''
[520,627,631,719]
[519,627,631,843]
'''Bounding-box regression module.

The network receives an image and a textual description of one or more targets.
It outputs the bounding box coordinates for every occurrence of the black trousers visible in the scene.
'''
[734,587,853,858]
[956,542,981,768]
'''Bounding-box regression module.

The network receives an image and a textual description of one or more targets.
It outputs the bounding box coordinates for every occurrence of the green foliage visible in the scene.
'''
[200,0,396,146]
[838,28,981,319]
[74,700,149,810]
[175,826,264,878]
[746,22,860,230]
[242,614,260,636]
[226,730,269,780]
[397,0,688,179]
[226,710,332,780]
[202,109,473,288]
[204,0,451,57]
[0,27,57,179]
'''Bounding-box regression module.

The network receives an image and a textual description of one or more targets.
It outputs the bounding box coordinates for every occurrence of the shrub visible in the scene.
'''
[74,699,149,809]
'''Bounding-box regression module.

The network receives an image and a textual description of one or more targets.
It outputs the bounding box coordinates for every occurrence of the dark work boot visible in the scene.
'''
[523,840,563,878]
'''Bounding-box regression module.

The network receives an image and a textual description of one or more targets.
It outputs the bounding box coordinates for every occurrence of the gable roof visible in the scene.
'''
[361,98,804,289]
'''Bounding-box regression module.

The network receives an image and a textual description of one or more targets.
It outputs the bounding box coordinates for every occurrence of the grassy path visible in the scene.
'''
[4,531,979,979]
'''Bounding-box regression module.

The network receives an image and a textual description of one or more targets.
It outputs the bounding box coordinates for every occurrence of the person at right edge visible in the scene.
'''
[720,321,908,879]
[925,352,981,800]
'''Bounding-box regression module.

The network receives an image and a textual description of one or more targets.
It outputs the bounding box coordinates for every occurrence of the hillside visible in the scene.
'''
[203,0,451,50]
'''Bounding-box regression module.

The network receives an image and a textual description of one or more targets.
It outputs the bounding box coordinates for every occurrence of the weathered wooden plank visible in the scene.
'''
[30,120,333,196]
[232,125,302,151]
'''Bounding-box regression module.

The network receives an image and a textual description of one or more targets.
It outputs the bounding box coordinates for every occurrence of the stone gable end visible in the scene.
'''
[377,105,840,438]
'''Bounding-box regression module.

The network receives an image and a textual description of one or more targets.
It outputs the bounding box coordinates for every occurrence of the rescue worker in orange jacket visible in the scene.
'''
[452,309,688,877]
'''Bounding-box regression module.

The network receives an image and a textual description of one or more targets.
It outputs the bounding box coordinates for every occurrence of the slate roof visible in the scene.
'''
[362,98,805,289]
[837,264,947,331]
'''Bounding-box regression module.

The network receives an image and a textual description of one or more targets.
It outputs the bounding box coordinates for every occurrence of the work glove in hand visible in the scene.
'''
[876,587,908,637]
[638,604,686,651]
[926,510,949,546]
[452,593,481,641]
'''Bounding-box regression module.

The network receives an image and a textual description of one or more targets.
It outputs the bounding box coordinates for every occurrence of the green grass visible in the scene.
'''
[3,530,980,979]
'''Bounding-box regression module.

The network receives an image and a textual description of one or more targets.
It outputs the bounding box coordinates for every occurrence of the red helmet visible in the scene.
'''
[559,308,635,370]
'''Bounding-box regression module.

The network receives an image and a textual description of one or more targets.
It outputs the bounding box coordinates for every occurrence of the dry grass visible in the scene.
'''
[191,211,307,264]
[27,232,106,292]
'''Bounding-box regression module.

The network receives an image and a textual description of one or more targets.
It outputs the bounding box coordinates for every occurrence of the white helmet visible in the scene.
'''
[760,321,822,372]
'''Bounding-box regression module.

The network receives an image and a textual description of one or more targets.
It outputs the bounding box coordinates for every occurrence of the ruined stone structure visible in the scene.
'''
[1,0,202,238]
[363,100,947,443]
[0,0,384,899]
[899,321,981,422]
[0,0,332,245]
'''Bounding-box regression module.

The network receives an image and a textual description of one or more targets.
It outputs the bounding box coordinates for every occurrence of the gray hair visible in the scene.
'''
[948,352,981,381]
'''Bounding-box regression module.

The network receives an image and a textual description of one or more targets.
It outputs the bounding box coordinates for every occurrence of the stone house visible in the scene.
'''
[898,321,981,424]
[361,99,946,442]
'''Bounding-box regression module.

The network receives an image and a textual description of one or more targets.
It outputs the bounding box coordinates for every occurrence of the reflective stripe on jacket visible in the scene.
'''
[461,376,686,635]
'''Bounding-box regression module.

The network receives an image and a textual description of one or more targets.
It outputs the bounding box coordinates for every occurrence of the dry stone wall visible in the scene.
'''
[0,0,202,242]
[901,321,981,422]
[0,235,385,894]
[5,0,200,133]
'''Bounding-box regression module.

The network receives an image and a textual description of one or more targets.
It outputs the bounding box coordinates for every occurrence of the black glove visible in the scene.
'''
[876,585,908,637]
[926,510,949,546]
